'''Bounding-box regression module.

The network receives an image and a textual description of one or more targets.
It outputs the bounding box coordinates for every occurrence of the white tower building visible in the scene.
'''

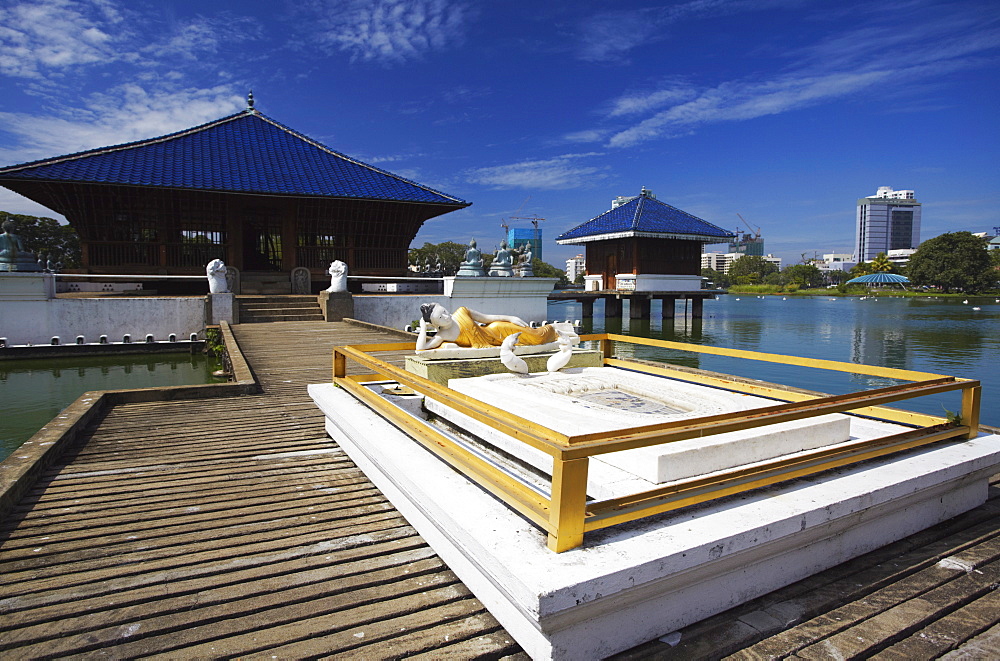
[854,186,921,263]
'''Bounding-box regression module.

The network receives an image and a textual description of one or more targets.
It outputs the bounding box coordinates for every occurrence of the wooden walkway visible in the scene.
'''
[0,322,523,659]
[1,319,998,659]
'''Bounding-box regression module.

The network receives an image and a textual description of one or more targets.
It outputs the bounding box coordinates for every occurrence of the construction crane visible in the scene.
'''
[736,213,761,239]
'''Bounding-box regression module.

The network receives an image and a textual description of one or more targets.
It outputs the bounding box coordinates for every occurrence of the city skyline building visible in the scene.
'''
[854,186,921,263]
[505,226,542,261]
[565,254,585,283]
[701,252,782,274]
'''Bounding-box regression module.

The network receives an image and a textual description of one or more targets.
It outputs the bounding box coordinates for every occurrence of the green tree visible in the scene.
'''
[763,271,785,286]
[531,259,569,286]
[783,264,823,288]
[701,268,730,289]
[849,262,871,278]
[407,241,469,273]
[907,232,994,293]
[728,255,778,284]
[826,270,850,285]
[0,211,81,268]
[869,252,895,273]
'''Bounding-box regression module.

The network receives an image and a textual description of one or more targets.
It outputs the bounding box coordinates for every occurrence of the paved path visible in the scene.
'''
[1,319,998,659]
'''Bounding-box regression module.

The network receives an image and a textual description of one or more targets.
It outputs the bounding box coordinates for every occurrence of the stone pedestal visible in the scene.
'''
[487,264,514,277]
[207,293,234,324]
[319,291,354,321]
[405,349,603,385]
[0,272,55,300]
[456,263,486,277]
[310,375,1000,661]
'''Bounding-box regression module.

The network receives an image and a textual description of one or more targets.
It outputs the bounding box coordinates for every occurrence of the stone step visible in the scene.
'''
[237,294,324,323]
[237,296,318,302]
[241,302,320,310]
[239,313,326,323]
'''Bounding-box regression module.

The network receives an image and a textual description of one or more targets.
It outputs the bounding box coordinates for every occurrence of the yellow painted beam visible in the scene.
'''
[547,458,589,552]
[600,333,949,382]
[336,375,553,530]
[562,377,968,456]
[336,345,573,454]
[584,424,968,531]
[330,335,982,552]
[962,385,982,439]
[603,358,948,428]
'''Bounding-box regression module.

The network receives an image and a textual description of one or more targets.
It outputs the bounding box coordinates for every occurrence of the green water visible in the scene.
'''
[1,353,223,462]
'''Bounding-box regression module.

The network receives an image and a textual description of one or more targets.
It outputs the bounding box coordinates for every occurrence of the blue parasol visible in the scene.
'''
[846,272,910,285]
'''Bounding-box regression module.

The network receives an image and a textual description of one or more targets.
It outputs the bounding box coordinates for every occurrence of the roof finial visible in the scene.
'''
[247,89,255,112]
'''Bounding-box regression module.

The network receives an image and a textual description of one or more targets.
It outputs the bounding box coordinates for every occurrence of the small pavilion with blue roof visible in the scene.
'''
[0,94,470,291]
[554,188,733,319]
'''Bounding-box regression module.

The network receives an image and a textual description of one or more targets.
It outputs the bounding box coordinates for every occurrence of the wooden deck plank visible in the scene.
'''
[0,321,515,658]
[3,319,999,659]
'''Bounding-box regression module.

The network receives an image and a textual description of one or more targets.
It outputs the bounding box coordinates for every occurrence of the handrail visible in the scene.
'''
[331,334,981,552]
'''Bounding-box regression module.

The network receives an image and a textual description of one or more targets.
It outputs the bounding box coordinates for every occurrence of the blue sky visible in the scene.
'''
[1,0,997,268]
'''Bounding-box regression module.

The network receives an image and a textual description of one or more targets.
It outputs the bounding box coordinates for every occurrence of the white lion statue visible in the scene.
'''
[325,260,348,293]
[206,259,229,294]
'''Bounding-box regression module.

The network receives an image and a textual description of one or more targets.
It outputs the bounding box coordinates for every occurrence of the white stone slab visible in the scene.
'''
[310,381,1000,660]
[437,368,851,484]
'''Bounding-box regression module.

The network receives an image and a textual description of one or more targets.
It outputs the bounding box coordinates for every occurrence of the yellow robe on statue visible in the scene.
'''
[452,307,557,349]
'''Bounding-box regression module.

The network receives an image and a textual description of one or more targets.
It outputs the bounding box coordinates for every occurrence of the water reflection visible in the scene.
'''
[1,353,223,462]
[548,294,999,427]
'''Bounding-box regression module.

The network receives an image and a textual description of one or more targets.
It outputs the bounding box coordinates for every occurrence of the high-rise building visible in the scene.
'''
[506,227,542,261]
[854,186,921,263]
[565,254,585,282]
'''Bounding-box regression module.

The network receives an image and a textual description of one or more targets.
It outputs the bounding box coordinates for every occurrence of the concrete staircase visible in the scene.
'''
[237,296,325,323]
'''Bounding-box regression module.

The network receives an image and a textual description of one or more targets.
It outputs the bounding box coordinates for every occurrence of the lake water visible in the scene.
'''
[0,353,222,462]
[547,294,999,428]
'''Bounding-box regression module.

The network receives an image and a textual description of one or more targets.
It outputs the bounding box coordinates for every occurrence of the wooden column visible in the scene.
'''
[661,296,677,319]
[630,296,651,319]
[604,295,622,318]
[692,297,705,319]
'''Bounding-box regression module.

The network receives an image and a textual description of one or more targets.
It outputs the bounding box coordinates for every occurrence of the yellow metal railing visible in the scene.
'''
[331,334,981,553]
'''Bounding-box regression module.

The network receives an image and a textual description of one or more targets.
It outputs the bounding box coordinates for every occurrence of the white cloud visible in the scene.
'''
[307,0,471,64]
[575,1,800,63]
[608,70,894,148]
[147,15,263,60]
[0,1,263,84]
[607,86,696,117]
[561,129,610,144]
[466,153,606,190]
[0,0,125,78]
[597,6,1000,148]
[0,84,244,165]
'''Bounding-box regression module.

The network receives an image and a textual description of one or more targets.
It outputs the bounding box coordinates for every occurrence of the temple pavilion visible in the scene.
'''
[556,187,733,293]
[0,95,470,292]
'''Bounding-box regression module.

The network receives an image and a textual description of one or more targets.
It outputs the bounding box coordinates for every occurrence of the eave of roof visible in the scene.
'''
[557,230,732,244]
[556,193,733,243]
[0,109,470,207]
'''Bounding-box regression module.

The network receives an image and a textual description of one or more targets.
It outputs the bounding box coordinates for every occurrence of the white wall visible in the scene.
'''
[0,297,207,345]
[353,277,559,330]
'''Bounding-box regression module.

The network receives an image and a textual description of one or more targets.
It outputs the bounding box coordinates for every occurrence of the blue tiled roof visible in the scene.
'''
[0,110,469,206]
[557,193,733,242]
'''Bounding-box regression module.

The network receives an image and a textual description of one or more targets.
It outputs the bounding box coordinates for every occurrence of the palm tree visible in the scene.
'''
[870,252,894,273]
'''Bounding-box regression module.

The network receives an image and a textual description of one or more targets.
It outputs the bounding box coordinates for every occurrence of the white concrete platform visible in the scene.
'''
[432,368,852,487]
[309,377,1000,661]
